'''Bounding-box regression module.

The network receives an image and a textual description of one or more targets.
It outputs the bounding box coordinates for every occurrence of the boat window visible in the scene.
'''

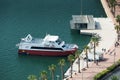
[56,39,62,45]
[62,45,65,48]
[31,46,63,50]
[25,46,29,48]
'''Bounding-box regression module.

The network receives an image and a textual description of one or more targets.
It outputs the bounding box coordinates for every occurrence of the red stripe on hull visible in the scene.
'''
[18,49,77,56]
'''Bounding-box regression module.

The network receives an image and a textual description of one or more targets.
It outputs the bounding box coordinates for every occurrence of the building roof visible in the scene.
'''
[72,15,94,23]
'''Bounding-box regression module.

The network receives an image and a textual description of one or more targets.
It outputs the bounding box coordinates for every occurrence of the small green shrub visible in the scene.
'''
[107,64,116,71]
[94,59,120,80]
[94,70,109,80]
[116,59,120,65]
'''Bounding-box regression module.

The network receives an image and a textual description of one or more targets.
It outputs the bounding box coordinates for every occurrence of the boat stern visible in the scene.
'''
[72,44,78,49]
[64,44,78,54]
[68,44,78,50]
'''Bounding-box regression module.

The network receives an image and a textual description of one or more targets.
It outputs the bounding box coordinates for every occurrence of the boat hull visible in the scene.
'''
[18,49,77,56]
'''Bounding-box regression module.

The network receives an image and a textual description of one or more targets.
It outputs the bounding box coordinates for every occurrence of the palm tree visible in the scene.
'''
[91,35,100,64]
[68,54,75,78]
[40,70,47,80]
[115,25,120,41]
[48,64,56,80]
[111,75,119,80]
[75,50,81,73]
[116,15,120,25]
[27,75,37,80]
[109,0,117,17]
[84,46,90,68]
[58,59,65,80]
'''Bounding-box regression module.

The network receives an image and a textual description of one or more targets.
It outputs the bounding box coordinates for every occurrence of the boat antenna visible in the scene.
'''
[46,32,48,35]
[81,0,82,15]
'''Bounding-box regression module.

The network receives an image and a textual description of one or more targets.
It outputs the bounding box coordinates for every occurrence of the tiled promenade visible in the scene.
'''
[68,45,120,80]
[101,0,116,24]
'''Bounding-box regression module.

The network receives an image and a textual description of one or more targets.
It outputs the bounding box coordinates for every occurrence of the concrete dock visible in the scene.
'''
[81,18,117,51]
[64,17,117,80]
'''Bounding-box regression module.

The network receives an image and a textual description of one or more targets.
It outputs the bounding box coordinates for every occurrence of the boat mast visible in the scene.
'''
[80,0,82,15]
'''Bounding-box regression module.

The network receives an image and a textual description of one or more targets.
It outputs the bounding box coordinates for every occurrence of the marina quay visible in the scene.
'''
[64,0,120,79]
[64,16,117,80]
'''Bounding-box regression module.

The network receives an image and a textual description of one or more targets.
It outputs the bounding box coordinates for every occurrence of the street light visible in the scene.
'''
[114,41,118,64]
[114,52,116,64]
[82,70,83,80]
[80,55,84,80]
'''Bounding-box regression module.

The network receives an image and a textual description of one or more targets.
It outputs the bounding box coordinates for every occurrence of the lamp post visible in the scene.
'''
[82,70,84,80]
[81,55,84,80]
[114,52,116,64]
[114,41,118,64]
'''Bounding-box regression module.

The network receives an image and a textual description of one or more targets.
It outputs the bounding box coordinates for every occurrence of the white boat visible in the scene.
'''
[17,34,78,56]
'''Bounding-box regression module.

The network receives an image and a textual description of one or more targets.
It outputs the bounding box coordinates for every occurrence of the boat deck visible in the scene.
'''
[21,38,43,44]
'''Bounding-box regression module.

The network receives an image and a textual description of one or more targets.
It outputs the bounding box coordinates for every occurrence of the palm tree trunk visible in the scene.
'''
[86,52,89,68]
[113,5,116,17]
[94,42,96,63]
[70,63,73,78]
[108,0,111,7]
[52,72,54,80]
[61,66,64,80]
[78,58,80,73]
[117,33,119,41]
[112,6,114,14]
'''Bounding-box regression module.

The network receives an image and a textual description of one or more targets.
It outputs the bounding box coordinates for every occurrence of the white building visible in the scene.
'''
[70,15,95,30]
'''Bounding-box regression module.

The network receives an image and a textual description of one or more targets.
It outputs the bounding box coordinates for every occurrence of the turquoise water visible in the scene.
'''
[106,72,120,80]
[0,0,106,80]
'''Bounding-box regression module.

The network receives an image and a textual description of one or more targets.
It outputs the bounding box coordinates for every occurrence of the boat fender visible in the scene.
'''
[22,50,25,52]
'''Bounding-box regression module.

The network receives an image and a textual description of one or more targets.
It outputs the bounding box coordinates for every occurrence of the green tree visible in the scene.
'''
[109,0,117,17]
[75,50,81,73]
[116,15,120,25]
[91,35,100,64]
[48,64,56,80]
[68,54,75,78]
[58,59,65,80]
[27,75,37,80]
[84,46,90,68]
[111,75,119,80]
[115,25,120,41]
[40,70,47,80]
